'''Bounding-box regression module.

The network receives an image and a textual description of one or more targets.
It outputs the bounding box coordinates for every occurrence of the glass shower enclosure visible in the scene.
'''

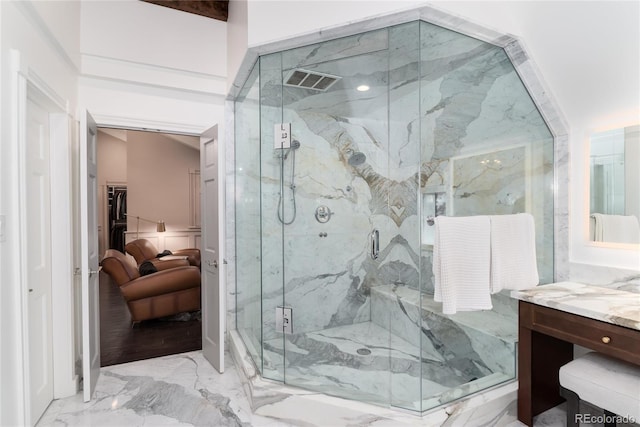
[234,20,554,412]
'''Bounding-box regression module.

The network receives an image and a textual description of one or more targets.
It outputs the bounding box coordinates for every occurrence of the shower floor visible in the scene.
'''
[262,321,513,411]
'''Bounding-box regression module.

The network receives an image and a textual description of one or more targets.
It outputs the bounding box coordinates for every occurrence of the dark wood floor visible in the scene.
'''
[99,271,202,367]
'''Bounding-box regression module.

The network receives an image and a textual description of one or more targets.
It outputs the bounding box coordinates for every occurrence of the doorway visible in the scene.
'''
[96,127,203,366]
[78,117,223,403]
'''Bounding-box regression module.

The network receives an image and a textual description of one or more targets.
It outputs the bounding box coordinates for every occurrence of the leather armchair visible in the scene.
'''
[125,238,201,269]
[100,249,201,323]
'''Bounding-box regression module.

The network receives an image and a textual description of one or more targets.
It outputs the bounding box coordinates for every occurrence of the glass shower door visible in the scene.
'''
[234,65,263,373]
[234,14,556,414]
[277,31,394,406]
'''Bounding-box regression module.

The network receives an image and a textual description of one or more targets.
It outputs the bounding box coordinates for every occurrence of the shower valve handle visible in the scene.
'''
[315,206,333,223]
[370,229,380,260]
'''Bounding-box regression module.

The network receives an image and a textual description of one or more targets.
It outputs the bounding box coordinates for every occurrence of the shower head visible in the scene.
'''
[348,151,367,166]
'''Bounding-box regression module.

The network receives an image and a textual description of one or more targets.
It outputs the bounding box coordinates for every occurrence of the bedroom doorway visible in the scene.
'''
[96,127,203,367]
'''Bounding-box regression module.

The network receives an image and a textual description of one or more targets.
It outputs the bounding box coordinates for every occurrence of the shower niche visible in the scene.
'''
[234,19,555,412]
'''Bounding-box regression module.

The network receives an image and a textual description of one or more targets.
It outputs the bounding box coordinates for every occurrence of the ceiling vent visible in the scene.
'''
[284,69,341,92]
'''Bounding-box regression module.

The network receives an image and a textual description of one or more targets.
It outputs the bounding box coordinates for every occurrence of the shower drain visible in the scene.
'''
[356,348,372,355]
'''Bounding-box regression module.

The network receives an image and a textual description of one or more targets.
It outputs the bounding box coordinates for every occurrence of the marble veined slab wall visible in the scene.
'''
[252,24,425,346]
[418,21,555,286]
[233,19,556,406]
[245,20,555,342]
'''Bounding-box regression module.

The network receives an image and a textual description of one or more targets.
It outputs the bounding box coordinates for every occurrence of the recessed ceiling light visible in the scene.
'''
[356,85,370,92]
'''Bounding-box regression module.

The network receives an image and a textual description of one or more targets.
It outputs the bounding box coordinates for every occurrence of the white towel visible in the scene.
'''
[489,213,539,292]
[433,216,492,314]
[592,213,640,244]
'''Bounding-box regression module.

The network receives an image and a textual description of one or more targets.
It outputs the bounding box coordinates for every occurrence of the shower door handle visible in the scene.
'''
[370,229,379,260]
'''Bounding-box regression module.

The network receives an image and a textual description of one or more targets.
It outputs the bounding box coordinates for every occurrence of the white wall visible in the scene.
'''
[227,0,249,93]
[79,0,227,133]
[81,1,224,76]
[230,0,640,273]
[225,0,424,89]
[245,0,425,46]
[1,1,228,422]
[0,1,80,424]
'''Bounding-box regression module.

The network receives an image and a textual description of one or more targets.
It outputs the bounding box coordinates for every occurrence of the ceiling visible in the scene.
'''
[141,0,229,22]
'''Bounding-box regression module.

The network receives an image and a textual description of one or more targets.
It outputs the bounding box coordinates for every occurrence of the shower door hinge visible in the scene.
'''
[274,123,291,149]
[276,306,293,335]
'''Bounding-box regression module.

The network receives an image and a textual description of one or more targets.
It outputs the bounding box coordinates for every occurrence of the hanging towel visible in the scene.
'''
[591,213,640,244]
[433,215,492,315]
[489,213,539,293]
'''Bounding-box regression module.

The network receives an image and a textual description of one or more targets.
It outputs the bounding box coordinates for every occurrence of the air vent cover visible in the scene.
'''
[284,69,341,92]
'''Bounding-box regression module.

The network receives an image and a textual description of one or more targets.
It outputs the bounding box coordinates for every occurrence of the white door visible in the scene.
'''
[200,125,224,372]
[81,110,101,401]
[26,88,54,423]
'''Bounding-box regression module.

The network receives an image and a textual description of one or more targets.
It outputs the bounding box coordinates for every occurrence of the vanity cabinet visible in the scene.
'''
[513,283,640,426]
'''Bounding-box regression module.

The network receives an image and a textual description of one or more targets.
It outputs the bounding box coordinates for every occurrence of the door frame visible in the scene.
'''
[84,113,225,365]
[7,49,226,423]
[11,50,77,425]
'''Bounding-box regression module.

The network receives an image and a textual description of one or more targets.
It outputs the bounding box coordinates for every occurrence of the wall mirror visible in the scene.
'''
[589,124,640,245]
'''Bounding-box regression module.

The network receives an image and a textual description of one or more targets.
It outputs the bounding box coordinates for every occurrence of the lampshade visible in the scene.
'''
[156,221,166,232]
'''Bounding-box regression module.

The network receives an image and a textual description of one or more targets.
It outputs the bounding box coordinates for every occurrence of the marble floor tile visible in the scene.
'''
[37,351,289,427]
[43,349,628,427]
[262,319,514,412]
[508,403,640,427]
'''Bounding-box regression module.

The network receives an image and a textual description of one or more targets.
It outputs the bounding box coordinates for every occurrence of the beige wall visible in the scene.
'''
[126,131,200,233]
[97,130,200,252]
[97,130,128,257]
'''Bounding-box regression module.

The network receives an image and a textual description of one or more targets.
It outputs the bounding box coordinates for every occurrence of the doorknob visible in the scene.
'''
[208,260,218,269]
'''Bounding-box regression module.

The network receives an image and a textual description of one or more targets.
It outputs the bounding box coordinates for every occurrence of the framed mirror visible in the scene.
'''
[589,124,640,244]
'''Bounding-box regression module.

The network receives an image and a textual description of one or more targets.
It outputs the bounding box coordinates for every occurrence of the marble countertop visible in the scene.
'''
[511,282,640,331]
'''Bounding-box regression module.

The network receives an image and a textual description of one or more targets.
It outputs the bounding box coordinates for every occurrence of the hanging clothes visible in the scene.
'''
[108,186,127,252]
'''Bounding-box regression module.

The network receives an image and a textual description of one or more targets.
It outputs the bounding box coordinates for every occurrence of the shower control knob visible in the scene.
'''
[315,206,333,223]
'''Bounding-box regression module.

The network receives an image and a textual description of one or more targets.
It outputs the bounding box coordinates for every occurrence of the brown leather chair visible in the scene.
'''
[100,249,201,323]
[125,238,201,269]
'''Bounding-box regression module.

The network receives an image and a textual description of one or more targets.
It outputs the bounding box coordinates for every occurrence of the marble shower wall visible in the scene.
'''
[232,16,559,408]
[259,24,424,344]
[417,21,555,285]
[240,20,556,342]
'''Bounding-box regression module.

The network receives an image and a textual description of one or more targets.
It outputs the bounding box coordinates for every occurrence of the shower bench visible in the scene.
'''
[370,284,518,378]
